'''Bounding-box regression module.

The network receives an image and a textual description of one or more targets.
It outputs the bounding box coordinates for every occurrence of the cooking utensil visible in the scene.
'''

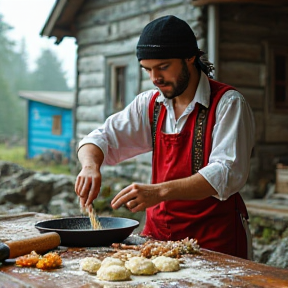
[35,216,139,247]
[0,232,61,262]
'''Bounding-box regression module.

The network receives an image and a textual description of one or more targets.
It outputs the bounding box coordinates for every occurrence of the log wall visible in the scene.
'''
[218,3,288,182]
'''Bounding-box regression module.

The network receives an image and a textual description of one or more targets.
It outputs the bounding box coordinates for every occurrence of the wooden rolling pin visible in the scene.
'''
[0,232,61,262]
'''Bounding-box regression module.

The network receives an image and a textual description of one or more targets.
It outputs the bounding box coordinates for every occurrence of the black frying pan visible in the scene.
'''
[35,216,139,247]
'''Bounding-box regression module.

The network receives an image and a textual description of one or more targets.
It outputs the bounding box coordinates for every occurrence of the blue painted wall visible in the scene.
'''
[27,100,73,159]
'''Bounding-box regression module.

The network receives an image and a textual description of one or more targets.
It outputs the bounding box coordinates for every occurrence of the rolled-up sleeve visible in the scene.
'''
[198,90,255,200]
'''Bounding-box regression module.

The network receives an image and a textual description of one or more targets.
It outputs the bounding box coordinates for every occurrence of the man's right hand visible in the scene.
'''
[75,166,102,207]
[75,144,104,207]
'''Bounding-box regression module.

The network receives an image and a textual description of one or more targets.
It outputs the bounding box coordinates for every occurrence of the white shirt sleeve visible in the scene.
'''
[198,90,255,200]
[78,90,155,165]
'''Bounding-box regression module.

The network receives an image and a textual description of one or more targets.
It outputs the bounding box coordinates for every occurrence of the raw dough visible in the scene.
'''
[97,264,131,281]
[79,257,101,273]
[125,256,158,275]
[152,256,180,272]
[100,257,125,268]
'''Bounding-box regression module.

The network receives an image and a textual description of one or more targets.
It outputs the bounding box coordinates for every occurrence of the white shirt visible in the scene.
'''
[79,71,255,200]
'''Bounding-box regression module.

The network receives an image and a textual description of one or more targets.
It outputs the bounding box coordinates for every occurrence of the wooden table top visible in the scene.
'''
[1,212,288,288]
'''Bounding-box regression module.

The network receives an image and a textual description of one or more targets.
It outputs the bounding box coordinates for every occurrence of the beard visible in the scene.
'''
[156,60,190,100]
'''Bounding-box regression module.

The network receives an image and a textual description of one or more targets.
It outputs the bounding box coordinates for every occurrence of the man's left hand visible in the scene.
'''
[111,183,163,212]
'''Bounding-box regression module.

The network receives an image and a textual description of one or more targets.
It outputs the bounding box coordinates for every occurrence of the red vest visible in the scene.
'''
[142,78,248,259]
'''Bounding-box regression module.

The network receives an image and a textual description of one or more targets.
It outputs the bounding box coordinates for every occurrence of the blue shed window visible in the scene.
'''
[52,115,62,135]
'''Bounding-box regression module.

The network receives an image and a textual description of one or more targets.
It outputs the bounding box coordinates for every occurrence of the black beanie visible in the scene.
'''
[136,15,199,61]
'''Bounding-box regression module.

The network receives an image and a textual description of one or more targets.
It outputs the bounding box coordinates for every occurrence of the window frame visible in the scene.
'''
[105,54,140,118]
[111,64,127,113]
[52,115,62,135]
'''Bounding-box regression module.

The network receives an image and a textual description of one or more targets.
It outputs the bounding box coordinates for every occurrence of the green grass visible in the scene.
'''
[0,144,71,175]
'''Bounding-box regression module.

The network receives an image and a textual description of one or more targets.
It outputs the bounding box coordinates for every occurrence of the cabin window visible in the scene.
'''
[112,65,126,112]
[105,54,140,117]
[272,48,288,111]
[52,115,62,135]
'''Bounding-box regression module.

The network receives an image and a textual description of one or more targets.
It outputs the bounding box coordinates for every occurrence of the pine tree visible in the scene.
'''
[30,48,70,91]
[0,15,23,138]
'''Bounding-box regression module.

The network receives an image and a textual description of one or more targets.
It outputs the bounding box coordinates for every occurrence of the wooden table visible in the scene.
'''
[1,212,288,288]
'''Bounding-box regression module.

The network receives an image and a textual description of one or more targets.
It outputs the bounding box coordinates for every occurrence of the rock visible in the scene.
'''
[52,175,76,196]
[253,241,276,264]
[266,237,288,268]
[0,161,28,177]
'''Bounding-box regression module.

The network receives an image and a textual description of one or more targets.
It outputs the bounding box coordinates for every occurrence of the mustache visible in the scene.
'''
[153,78,167,86]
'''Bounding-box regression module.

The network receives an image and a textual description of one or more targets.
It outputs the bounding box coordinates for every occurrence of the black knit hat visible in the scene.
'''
[136,15,199,61]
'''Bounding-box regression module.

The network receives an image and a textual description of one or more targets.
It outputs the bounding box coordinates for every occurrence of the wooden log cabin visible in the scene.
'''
[41,0,288,195]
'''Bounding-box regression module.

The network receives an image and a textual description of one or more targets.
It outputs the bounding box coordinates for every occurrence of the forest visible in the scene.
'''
[0,15,71,142]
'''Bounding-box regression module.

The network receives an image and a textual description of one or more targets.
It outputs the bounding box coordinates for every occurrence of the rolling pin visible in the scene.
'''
[0,232,61,262]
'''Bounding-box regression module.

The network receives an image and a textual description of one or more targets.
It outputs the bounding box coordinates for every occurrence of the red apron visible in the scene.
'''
[142,79,248,259]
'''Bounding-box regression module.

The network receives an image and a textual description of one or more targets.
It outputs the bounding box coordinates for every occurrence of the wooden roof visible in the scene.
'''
[40,0,85,44]
[19,91,75,109]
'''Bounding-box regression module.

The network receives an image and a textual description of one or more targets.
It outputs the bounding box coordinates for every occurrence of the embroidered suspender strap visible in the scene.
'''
[149,91,161,149]
[203,79,236,166]
[193,79,235,174]
[192,104,208,174]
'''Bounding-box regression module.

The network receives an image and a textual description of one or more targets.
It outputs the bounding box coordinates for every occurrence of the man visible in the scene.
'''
[75,15,255,259]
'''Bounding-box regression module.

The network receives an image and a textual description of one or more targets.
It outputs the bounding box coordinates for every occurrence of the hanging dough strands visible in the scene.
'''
[88,204,102,230]
[79,200,102,230]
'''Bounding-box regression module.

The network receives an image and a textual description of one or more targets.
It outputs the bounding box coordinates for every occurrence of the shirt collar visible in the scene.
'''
[156,71,211,109]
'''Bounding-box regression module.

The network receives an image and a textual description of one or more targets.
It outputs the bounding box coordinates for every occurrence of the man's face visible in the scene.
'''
[140,58,191,99]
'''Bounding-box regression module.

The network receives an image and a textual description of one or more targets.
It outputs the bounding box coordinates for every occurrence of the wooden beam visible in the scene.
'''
[192,0,288,6]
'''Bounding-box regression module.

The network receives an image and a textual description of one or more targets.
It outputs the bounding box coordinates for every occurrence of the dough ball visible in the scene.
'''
[80,257,101,273]
[101,257,124,268]
[125,256,158,275]
[152,256,180,272]
[97,264,131,281]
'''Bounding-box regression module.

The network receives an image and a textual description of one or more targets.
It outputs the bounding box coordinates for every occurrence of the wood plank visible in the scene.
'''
[82,0,185,15]
[219,42,263,62]
[252,111,264,142]
[267,114,288,126]
[78,88,105,106]
[81,0,123,11]
[220,3,288,24]
[78,37,138,57]
[220,20,288,43]
[78,72,104,89]
[238,87,264,110]
[76,105,105,122]
[78,55,105,73]
[153,5,201,22]
[77,14,150,46]
[265,113,288,143]
[192,0,288,6]
[77,0,150,28]
[219,61,266,88]
[76,121,104,138]
[266,125,288,143]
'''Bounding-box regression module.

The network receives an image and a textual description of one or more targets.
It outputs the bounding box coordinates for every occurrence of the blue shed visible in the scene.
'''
[19,91,74,161]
